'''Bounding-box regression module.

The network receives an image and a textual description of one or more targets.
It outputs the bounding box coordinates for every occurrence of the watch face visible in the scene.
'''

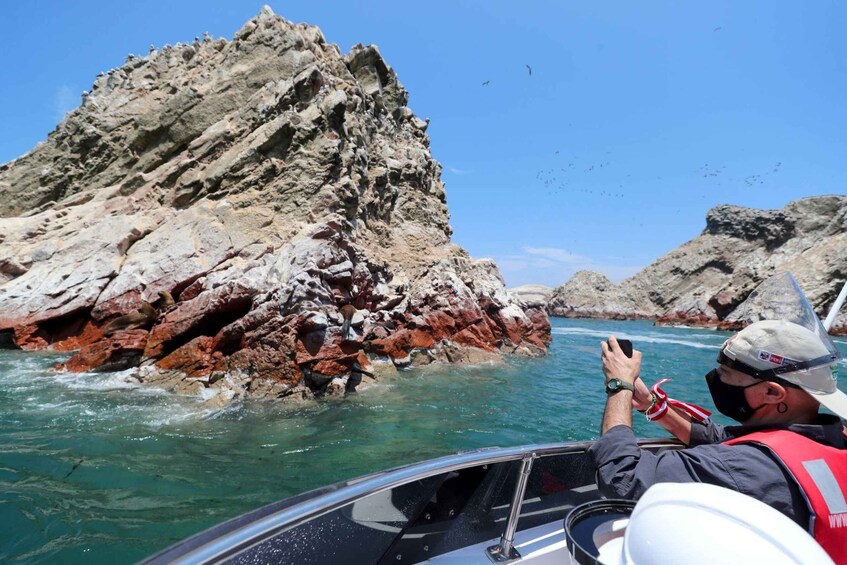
[606,379,632,394]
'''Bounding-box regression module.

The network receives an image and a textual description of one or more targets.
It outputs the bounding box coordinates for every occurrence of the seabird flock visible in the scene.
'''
[474,25,786,204]
[534,157,786,202]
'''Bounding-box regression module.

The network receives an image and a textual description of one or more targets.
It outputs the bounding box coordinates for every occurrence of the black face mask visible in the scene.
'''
[705,369,766,423]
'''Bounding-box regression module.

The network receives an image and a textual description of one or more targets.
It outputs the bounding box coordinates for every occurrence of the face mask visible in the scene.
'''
[705,369,766,423]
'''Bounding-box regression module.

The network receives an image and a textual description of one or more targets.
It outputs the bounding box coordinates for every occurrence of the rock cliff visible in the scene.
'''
[547,196,847,333]
[0,7,550,403]
[547,271,651,320]
[508,284,553,309]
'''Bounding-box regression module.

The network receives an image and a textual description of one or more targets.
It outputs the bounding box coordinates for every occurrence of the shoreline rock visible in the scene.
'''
[547,271,653,320]
[545,196,847,336]
[508,284,553,309]
[0,7,550,402]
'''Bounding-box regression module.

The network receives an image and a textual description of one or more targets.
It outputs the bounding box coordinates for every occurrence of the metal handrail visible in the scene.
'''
[154,438,682,565]
[824,280,847,331]
[487,453,536,563]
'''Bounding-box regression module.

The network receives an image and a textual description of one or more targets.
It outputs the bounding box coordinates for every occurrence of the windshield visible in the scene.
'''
[726,272,841,361]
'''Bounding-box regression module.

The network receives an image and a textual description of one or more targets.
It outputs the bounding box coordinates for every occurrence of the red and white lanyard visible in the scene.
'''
[645,378,711,422]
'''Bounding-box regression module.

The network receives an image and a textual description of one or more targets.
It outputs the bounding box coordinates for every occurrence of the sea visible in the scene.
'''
[1,318,846,564]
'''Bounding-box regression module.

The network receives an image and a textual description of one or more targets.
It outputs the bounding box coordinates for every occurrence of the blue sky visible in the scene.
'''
[1,1,845,288]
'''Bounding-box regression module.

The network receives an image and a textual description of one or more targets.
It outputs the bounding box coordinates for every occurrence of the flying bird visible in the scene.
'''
[713,26,722,32]
[482,80,490,86]
[526,64,532,76]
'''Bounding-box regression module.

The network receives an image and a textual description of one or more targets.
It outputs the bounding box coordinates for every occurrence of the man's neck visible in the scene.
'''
[751,410,819,427]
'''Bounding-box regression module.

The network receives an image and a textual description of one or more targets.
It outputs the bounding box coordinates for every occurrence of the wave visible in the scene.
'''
[32,400,85,411]
[142,408,221,428]
[55,370,146,392]
[551,326,721,350]
[0,356,243,431]
[281,446,317,455]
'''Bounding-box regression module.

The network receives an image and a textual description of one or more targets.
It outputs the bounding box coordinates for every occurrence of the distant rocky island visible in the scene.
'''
[512,196,847,335]
[0,7,550,405]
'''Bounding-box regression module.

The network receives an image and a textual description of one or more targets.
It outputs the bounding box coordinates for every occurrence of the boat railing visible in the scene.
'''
[144,438,683,564]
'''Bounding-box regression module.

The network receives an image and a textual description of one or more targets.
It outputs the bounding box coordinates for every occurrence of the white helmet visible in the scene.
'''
[596,483,833,565]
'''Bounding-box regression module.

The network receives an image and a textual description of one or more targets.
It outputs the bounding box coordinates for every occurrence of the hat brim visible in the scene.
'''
[805,386,847,421]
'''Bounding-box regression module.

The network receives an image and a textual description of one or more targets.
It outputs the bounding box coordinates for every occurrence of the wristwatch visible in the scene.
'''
[605,378,635,395]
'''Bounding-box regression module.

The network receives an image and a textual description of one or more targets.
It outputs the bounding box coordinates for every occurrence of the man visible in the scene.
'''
[589,320,846,562]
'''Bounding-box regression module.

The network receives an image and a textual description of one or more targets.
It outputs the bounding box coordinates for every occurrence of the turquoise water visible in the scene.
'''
[1,318,845,563]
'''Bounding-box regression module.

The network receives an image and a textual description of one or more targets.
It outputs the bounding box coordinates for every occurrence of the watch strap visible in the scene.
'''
[606,378,634,395]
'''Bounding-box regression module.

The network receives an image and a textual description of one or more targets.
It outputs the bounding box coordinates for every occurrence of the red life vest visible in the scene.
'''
[725,430,847,563]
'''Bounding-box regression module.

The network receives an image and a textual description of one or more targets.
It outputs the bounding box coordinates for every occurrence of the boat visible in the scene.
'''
[142,274,846,564]
[140,436,832,564]
[141,438,682,564]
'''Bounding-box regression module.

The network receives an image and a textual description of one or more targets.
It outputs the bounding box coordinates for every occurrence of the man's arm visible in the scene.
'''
[602,389,634,434]
[599,337,712,446]
[599,337,640,435]
[632,377,729,445]
[631,377,694,444]
[654,409,695,444]
[688,417,729,445]
[588,425,737,500]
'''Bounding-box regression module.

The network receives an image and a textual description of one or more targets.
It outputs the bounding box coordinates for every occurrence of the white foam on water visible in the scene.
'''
[143,407,219,428]
[134,386,170,396]
[54,369,143,391]
[281,446,315,455]
[0,353,235,429]
[0,353,69,379]
[198,387,219,401]
[33,400,82,411]
[551,326,720,350]
[200,401,244,420]
[0,356,176,401]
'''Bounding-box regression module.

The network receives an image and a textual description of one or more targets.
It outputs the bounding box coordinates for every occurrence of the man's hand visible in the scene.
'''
[599,335,642,435]
[601,336,642,385]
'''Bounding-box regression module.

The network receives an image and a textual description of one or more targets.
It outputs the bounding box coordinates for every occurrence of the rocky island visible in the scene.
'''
[0,7,550,404]
[542,196,847,334]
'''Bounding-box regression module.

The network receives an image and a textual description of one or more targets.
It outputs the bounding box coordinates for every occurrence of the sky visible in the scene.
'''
[1,1,845,288]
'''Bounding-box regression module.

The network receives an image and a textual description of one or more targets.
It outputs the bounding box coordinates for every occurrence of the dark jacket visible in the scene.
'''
[587,414,846,528]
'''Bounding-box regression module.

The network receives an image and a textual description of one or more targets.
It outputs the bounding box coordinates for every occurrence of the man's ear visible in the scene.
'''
[763,382,788,403]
